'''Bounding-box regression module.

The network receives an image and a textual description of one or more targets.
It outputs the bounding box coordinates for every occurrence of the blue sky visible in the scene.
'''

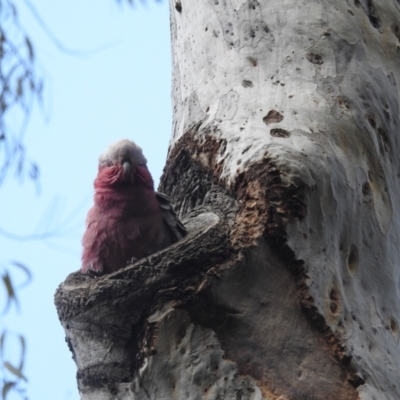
[0,1,171,398]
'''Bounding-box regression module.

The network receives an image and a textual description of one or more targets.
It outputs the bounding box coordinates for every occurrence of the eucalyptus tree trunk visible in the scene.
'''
[55,1,400,399]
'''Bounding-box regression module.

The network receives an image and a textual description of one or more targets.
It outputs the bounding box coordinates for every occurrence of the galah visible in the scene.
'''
[81,139,186,274]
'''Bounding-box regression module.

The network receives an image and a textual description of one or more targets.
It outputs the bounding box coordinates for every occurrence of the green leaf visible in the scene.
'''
[18,336,26,371]
[1,272,19,314]
[0,331,6,356]
[10,261,33,289]
[16,77,24,98]
[25,37,34,61]
[2,382,16,400]
[29,162,39,181]
[4,361,27,381]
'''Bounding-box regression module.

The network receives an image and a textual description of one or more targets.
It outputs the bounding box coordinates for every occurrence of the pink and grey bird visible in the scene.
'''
[81,139,186,274]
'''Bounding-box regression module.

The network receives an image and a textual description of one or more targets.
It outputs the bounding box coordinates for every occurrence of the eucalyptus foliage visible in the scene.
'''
[0,0,42,398]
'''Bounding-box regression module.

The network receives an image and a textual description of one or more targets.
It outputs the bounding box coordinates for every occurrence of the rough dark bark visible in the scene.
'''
[56,136,362,399]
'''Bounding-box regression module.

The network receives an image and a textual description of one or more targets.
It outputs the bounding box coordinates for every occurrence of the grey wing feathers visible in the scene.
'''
[156,192,186,242]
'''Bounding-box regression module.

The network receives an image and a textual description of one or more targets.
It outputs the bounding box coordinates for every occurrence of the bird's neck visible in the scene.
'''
[94,185,155,206]
[94,165,155,190]
[93,165,156,209]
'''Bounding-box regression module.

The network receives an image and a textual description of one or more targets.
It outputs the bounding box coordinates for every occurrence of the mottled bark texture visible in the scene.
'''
[55,0,400,399]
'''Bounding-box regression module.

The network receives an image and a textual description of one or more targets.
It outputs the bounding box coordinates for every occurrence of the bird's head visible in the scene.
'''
[96,139,153,188]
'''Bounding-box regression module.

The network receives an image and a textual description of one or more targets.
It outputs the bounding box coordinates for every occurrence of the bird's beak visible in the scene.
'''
[122,160,131,180]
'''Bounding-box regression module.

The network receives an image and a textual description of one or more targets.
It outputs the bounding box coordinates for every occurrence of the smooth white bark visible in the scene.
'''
[170,1,400,399]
